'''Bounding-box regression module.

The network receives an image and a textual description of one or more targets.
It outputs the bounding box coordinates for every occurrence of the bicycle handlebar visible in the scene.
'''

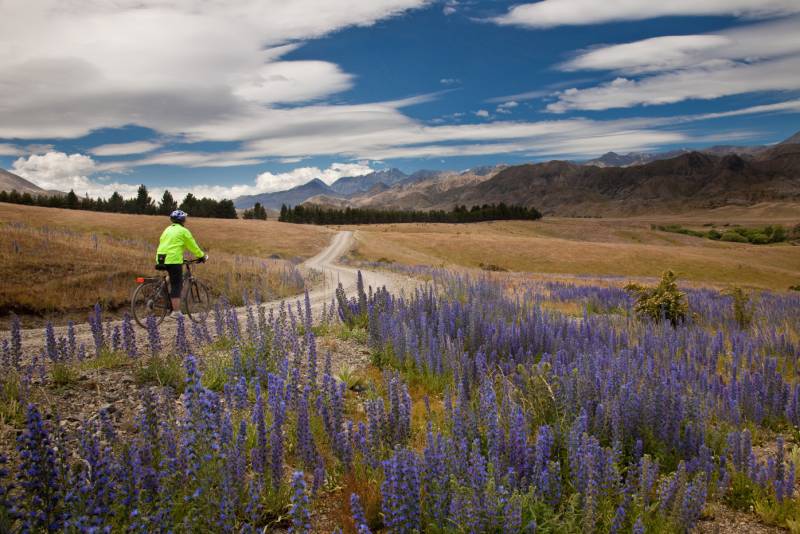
[184,257,205,264]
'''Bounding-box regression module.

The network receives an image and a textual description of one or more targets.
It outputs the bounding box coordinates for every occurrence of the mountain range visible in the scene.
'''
[4,131,800,216]
[282,132,800,216]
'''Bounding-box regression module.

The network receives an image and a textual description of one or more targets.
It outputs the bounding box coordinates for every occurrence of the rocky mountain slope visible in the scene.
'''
[0,168,48,194]
[238,131,800,216]
[235,178,335,209]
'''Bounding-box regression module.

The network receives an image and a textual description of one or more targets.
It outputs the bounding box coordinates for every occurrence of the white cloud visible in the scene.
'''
[493,0,800,28]
[548,55,800,112]
[474,109,490,118]
[254,162,374,192]
[0,0,429,140]
[232,61,353,104]
[89,141,164,157]
[496,101,519,114]
[11,151,376,199]
[693,98,800,120]
[443,1,458,16]
[560,18,800,74]
[440,78,460,85]
[12,152,97,192]
[0,143,22,156]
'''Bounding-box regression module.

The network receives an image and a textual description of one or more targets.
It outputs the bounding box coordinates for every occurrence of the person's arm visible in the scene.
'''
[182,228,205,259]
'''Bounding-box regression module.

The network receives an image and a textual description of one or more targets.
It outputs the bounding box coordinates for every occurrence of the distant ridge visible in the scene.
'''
[234,178,335,209]
[234,130,800,216]
[780,131,800,145]
[329,168,407,196]
[0,168,48,195]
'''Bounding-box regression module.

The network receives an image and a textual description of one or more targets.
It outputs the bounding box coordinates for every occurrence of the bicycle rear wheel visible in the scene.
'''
[132,281,171,328]
[184,279,213,323]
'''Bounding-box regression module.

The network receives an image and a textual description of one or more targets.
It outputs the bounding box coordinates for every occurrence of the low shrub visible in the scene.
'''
[625,270,688,326]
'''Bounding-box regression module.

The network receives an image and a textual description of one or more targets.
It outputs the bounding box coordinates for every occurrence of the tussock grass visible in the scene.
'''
[0,203,328,323]
[353,212,800,290]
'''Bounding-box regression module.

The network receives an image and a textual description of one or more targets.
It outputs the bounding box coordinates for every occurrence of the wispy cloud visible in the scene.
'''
[548,55,800,112]
[492,0,800,28]
[90,141,164,157]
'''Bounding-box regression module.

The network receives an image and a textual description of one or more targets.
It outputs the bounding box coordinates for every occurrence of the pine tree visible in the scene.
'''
[158,190,177,215]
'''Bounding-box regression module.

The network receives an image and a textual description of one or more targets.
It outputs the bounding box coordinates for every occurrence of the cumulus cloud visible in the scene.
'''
[12,152,97,192]
[89,141,164,157]
[493,0,800,28]
[473,109,490,118]
[11,151,375,199]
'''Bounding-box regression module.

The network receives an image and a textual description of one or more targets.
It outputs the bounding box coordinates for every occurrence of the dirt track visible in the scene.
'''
[10,230,419,355]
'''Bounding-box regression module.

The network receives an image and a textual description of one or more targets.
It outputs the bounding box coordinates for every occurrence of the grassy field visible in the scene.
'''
[349,202,800,291]
[0,203,332,324]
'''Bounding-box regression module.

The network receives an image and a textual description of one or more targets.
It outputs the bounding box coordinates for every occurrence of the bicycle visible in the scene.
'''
[131,258,214,328]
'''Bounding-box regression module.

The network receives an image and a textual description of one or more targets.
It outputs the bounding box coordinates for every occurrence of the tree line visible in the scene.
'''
[0,185,238,219]
[242,202,268,220]
[279,203,543,225]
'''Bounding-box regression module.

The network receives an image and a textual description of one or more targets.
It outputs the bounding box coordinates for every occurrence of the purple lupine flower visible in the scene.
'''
[312,458,325,495]
[45,322,57,362]
[77,342,86,361]
[111,324,122,352]
[251,380,268,479]
[16,404,64,532]
[10,313,22,367]
[174,315,190,357]
[296,386,317,467]
[122,312,137,358]
[73,418,116,530]
[609,504,626,534]
[350,493,372,534]
[146,314,161,357]
[289,471,311,533]
[632,516,645,534]
[269,373,286,489]
[381,447,420,533]
[213,300,224,339]
[1,339,10,368]
[234,375,249,410]
[64,320,74,360]
[680,473,707,528]
[89,303,105,356]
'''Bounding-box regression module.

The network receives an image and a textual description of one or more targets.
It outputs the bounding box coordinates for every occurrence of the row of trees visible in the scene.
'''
[0,185,237,219]
[279,202,543,225]
[242,202,268,220]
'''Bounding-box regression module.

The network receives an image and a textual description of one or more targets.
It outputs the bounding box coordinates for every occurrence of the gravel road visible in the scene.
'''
[10,230,420,355]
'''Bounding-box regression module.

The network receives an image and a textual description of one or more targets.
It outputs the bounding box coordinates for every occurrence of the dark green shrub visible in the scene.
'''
[707,229,722,240]
[625,270,688,327]
[721,231,749,243]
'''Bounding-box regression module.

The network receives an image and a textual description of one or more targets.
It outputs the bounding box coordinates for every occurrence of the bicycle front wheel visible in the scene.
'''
[132,281,171,328]
[184,279,213,324]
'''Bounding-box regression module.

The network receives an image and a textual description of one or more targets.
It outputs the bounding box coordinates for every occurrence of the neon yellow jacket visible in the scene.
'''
[156,223,204,264]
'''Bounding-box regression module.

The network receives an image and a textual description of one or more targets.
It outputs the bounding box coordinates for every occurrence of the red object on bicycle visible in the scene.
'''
[136,277,145,284]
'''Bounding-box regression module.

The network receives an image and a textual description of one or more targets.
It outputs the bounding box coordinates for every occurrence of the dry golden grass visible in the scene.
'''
[0,203,332,324]
[0,202,332,260]
[349,203,800,291]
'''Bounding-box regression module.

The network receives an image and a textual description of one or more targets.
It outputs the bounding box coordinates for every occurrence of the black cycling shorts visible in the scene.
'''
[164,264,183,298]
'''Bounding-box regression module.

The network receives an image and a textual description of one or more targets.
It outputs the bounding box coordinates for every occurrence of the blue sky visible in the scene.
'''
[1,0,799,199]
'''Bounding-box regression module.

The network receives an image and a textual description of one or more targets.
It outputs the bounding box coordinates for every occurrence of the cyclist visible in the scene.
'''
[156,209,208,318]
